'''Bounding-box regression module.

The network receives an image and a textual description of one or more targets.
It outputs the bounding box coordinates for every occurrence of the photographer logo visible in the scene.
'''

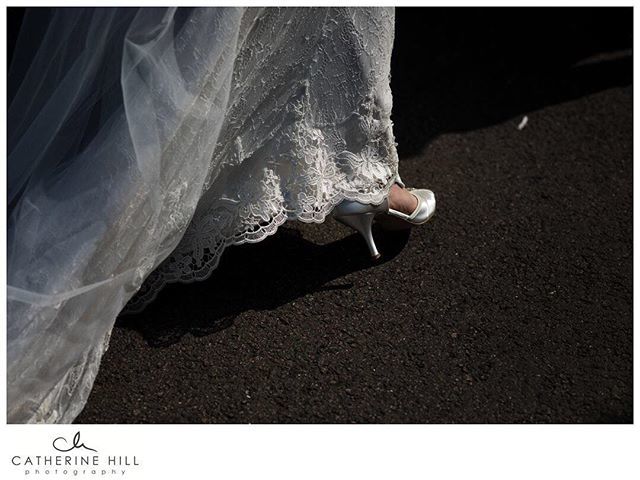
[10,431,141,477]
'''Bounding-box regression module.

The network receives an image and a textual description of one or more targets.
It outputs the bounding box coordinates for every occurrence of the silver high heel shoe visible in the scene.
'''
[333,188,436,259]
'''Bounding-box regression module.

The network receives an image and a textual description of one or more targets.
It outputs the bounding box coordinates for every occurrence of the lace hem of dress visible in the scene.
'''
[122,183,393,314]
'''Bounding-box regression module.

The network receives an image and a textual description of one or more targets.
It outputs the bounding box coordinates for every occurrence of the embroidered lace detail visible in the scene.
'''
[125,108,398,312]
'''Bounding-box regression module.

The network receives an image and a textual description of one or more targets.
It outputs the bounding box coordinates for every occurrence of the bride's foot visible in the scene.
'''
[379,183,436,230]
[388,183,418,215]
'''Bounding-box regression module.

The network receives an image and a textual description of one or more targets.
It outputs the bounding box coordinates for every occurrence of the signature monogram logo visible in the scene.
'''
[52,432,97,453]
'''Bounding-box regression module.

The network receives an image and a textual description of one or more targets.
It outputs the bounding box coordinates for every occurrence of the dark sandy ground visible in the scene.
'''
[71,9,633,423]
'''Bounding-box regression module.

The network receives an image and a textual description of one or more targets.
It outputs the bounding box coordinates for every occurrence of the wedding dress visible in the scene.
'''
[7,7,399,423]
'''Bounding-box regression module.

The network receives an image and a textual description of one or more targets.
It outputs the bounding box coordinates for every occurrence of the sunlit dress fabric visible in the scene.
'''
[7,7,399,423]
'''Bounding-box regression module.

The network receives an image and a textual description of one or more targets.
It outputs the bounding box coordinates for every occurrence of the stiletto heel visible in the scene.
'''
[335,212,381,260]
[332,199,388,260]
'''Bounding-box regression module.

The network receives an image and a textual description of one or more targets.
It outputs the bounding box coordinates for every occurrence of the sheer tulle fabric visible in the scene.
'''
[7,7,399,423]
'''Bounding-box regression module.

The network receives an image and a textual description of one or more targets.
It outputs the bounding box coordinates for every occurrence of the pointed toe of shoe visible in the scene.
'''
[409,188,436,224]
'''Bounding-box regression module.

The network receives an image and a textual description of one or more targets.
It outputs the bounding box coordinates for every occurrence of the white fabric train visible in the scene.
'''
[7,7,399,423]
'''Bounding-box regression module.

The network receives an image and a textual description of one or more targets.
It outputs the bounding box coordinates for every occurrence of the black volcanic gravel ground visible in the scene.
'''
[75,9,632,423]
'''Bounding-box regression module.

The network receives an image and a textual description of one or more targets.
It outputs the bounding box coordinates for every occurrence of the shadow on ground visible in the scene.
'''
[119,228,410,347]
